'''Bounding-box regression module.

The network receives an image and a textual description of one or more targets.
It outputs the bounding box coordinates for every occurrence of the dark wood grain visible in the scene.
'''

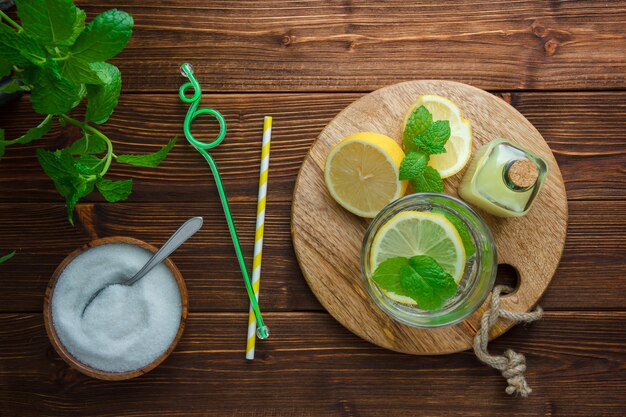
[1,312,625,417]
[0,200,624,313]
[1,92,624,203]
[40,0,626,92]
[1,0,626,414]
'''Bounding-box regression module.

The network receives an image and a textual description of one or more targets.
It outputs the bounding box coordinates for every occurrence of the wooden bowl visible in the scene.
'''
[43,236,188,380]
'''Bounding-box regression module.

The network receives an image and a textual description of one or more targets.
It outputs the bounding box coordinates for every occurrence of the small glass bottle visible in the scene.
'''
[458,139,548,217]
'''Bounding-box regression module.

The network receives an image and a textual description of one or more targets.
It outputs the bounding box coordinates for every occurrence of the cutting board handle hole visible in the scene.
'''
[495,264,520,296]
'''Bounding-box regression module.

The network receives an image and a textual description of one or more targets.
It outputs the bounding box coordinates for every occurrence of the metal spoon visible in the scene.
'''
[81,217,203,316]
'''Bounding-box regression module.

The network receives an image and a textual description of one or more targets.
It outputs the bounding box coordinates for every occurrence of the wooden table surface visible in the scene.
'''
[1,1,625,416]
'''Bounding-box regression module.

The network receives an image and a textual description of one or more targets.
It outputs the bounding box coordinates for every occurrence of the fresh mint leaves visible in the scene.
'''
[0,250,15,264]
[409,165,443,194]
[116,138,177,167]
[398,150,428,181]
[372,255,458,311]
[400,105,451,193]
[71,9,133,62]
[0,1,176,224]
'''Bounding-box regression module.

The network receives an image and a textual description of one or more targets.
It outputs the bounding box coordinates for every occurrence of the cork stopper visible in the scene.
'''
[505,159,538,190]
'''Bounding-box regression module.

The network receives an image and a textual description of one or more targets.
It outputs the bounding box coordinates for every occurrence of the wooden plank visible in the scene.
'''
[1,92,624,203]
[0,312,624,416]
[18,0,620,92]
[0,200,624,313]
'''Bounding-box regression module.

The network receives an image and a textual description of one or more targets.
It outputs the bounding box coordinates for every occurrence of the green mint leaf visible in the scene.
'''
[12,115,53,145]
[403,105,432,152]
[410,134,446,155]
[399,255,458,311]
[64,180,94,224]
[116,137,176,167]
[85,63,121,123]
[61,58,105,85]
[0,23,46,66]
[69,8,86,43]
[420,120,451,155]
[29,63,83,115]
[432,208,476,257]
[0,79,30,94]
[36,148,94,224]
[75,154,102,174]
[69,133,106,155]
[16,0,79,45]
[96,178,132,202]
[409,165,443,193]
[0,251,15,264]
[71,10,133,63]
[0,57,11,78]
[399,151,428,181]
[372,257,410,295]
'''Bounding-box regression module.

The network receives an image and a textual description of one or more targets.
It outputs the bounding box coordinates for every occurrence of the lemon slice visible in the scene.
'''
[325,132,408,218]
[428,119,473,178]
[403,95,464,133]
[370,211,466,304]
[403,95,473,178]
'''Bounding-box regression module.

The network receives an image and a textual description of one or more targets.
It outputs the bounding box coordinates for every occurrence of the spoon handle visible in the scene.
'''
[126,217,204,285]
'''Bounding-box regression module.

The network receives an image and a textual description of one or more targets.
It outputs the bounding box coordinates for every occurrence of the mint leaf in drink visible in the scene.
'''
[17,0,79,45]
[71,10,133,63]
[28,63,83,115]
[399,151,428,181]
[69,133,106,155]
[96,178,132,202]
[372,257,409,294]
[85,63,121,124]
[433,208,476,257]
[399,255,457,311]
[116,138,176,167]
[409,166,443,193]
[403,105,432,152]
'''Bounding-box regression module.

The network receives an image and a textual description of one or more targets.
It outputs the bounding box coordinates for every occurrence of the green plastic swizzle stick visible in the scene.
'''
[179,63,269,339]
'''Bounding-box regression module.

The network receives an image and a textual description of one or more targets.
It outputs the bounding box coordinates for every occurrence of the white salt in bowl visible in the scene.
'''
[44,237,188,380]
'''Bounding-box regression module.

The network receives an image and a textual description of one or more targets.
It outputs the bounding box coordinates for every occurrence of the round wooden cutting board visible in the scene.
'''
[291,80,567,355]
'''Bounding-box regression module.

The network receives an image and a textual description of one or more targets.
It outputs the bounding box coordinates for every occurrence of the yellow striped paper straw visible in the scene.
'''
[246,116,272,360]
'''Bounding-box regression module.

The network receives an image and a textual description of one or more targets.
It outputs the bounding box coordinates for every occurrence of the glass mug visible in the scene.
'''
[361,193,497,328]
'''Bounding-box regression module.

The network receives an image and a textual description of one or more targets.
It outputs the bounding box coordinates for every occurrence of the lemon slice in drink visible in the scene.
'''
[370,211,466,304]
[325,132,407,218]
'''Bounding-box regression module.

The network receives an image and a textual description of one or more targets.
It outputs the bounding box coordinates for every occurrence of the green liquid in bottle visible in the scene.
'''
[458,139,548,217]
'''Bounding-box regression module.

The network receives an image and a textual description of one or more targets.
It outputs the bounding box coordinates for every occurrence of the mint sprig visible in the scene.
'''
[0,250,15,264]
[399,105,451,192]
[372,255,458,311]
[0,1,176,224]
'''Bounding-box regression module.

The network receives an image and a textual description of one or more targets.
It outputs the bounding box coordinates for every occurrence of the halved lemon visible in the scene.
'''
[370,211,466,304]
[403,95,473,178]
[325,132,407,218]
